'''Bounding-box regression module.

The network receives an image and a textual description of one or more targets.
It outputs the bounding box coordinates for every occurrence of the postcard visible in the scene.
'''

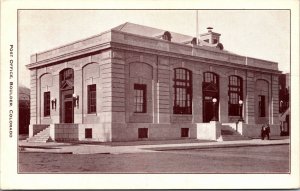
[1,0,299,189]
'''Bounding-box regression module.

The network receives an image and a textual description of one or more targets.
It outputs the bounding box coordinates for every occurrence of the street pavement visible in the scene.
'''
[19,137,290,155]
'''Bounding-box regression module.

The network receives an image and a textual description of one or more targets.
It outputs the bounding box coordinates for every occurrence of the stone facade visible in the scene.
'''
[27,22,281,142]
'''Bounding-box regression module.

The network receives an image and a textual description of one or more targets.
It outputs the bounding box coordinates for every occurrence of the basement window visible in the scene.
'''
[181,128,189,138]
[85,128,92,138]
[138,128,148,139]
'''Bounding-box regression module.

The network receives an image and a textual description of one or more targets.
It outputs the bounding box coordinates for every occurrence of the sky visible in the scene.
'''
[18,10,290,87]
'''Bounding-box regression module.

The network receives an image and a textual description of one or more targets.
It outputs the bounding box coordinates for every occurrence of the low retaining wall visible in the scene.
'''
[196,121,222,141]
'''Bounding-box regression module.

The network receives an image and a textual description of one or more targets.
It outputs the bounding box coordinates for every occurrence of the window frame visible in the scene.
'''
[87,84,97,114]
[134,84,147,113]
[173,68,193,114]
[228,75,243,116]
[44,91,50,117]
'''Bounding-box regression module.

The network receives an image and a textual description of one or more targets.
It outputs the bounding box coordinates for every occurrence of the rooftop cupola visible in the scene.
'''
[200,27,221,44]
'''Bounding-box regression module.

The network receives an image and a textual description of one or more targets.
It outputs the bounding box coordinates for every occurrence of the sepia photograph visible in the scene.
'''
[17,9,291,173]
[1,1,299,189]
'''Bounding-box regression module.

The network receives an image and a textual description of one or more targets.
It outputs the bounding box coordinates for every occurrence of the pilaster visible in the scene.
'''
[245,71,255,124]
[219,75,229,123]
[100,50,126,123]
[271,75,280,124]
[74,68,83,123]
[29,69,37,125]
[157,57,170,123]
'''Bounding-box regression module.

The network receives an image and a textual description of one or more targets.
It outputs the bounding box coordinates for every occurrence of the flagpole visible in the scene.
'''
[196,10,199,44]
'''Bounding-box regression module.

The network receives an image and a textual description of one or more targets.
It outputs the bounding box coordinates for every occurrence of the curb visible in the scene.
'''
[146,142,290,151]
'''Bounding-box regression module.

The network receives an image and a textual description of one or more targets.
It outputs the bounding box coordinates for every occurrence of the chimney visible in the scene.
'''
[200,27,221,44]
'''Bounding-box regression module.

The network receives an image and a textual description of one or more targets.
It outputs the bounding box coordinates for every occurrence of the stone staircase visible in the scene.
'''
[27,127,52,143]
[220,124,251,141]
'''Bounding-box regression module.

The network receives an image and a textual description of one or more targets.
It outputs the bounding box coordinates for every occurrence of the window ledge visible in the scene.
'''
[86,113,97,116]
[172,114,192,116]
[133,112,148,116]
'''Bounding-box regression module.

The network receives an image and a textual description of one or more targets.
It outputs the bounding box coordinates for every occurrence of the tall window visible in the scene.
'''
[44,91,50,116]
[228,76,243,116]
[259,95,266,117]
[87,84,96,113]
[134,84,146,113]
[173,68,192,114]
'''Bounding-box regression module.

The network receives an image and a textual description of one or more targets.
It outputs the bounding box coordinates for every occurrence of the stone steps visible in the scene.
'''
[27,127,52,143]
[220,124,251,141]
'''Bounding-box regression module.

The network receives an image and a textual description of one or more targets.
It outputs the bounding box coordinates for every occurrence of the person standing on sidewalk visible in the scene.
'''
[261,124,266,140]
[265,124,271,140]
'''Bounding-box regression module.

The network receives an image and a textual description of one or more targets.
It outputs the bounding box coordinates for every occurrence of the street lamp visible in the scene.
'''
[51,97,56,110]
[280,100,283,113]
[238,100,243,122]
[211,98,218,121]
[73,93,79,108]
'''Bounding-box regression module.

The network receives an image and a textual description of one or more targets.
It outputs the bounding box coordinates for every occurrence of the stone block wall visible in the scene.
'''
[241,124,281,137]
[78,123,112,142]
[111,123,197,141]
[55,124,79,142]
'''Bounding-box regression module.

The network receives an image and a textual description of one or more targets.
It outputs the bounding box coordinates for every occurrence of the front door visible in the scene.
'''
[59,68,74,123]
[203,97,214,122]
[202,72,219,122]
[64,100,73,123]
[61,90,74,123]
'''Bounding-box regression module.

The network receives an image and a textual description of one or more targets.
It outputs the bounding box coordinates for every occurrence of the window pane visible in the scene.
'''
[44,92,50,116]
[88,84,96,113]
[174,68,192,114]
[134,84,146,113]
[228,76,243,116]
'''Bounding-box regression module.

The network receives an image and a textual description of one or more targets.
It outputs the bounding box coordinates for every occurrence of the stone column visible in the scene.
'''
[192,71,202,123]
[245,71,255,124]
[29,69,37,137]
[271,75,280,124]
[51,74,60,123]
[74,68,83,124]
[100,50,126,123]
[219,75,228,123]
[157,57,170,123]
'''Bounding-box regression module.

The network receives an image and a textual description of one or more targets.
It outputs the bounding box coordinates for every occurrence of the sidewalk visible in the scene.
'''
[19,137,290,155]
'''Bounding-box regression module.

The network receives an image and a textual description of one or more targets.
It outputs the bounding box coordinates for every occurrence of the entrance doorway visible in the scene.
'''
[59,68,74,123]
[203,96,218,122]
[61,90,74,123]
[202,72,219,122]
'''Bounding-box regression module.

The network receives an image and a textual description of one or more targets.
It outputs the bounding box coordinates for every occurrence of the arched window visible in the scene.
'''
[204,72,218,85]
[228,75,243,116]
[60,68,74,90]
[173,68,192,114]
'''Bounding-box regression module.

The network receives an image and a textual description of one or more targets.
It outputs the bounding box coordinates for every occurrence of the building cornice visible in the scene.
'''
[26,28,280,75]
[110,42,281,75]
